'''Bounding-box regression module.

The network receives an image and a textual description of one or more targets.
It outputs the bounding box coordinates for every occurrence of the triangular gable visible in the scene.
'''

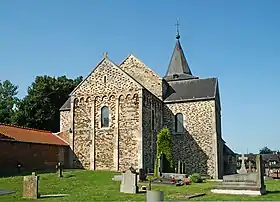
[119,54,162,97]
[70,56,144,96]
[119,54,161,80]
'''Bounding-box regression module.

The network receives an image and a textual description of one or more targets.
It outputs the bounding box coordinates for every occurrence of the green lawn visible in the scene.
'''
[0,170,280,201]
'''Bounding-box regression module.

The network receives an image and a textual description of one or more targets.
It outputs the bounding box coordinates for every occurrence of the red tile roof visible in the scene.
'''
[0,123,68,146]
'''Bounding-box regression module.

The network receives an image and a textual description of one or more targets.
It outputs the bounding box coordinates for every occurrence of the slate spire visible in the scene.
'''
[164,24,197,81]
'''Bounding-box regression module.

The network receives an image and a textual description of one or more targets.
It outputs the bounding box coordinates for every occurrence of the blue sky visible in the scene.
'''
[0,0,279,153]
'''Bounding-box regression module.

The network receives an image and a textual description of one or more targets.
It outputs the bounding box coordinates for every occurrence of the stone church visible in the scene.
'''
[59,33,234,179]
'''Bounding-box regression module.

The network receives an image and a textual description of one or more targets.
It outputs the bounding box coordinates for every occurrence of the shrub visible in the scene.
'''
[190,173,203,183]
[154,128,174,177]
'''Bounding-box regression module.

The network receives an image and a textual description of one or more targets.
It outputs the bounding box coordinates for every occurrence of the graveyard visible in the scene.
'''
[0,168,280,201]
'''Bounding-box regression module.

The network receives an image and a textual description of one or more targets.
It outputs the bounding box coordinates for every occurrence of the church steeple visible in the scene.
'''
[164,22,198,81]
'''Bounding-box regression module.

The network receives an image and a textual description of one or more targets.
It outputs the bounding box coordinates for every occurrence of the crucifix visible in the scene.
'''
[238,154,248,174]
[175,19,180,39]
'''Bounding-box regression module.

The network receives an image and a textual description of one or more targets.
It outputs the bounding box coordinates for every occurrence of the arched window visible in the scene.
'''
[175,113,184,133]
[101,106,109,128]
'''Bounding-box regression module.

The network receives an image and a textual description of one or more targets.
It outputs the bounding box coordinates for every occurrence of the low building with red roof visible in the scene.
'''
[0,123,70,174]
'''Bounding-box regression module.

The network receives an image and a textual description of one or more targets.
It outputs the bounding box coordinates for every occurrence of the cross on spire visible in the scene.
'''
[175,19,180,40]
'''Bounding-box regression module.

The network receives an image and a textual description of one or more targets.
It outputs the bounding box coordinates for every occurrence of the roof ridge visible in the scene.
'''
[0,123,52,133]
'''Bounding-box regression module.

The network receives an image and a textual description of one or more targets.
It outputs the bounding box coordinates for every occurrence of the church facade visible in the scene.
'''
[59,35,233,179]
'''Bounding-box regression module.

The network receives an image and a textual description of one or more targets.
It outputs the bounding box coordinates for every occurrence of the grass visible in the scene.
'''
[0,170,280,201]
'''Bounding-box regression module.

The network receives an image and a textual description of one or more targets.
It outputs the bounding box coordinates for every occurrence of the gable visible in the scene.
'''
[70,57,143,97]
[119,55,162,98]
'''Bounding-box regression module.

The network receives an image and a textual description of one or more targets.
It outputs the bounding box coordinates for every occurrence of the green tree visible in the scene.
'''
[259,146,273,154]
[0,80,19,124]
[154,128,174,176]
[13,75,82,132]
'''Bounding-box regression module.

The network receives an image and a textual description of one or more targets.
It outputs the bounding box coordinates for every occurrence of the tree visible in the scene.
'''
[13,75,82,132]
[259,146,273,154]
[154,128,174,176]
[0,80,19,124]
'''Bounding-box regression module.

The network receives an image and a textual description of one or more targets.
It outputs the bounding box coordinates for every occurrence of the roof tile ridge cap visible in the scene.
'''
[0,123,52,133]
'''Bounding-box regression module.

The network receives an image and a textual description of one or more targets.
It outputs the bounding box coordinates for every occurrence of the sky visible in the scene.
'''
[0,0,280,154]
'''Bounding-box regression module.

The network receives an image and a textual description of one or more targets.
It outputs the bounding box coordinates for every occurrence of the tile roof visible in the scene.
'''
[0,124,68,146]
[163,77,217,102]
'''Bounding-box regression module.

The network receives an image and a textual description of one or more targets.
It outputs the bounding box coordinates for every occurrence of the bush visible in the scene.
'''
[190,173,203,183]
[154,128,174,176]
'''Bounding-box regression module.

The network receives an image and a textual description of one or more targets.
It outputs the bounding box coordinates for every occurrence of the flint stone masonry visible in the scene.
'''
[164,100,219,178]
[60,110,70,132]
[59,45,226,179]
[119,55,162,99]
[72,58,142,170]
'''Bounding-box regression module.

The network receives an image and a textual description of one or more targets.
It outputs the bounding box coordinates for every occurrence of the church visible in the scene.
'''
[59,32,234,179]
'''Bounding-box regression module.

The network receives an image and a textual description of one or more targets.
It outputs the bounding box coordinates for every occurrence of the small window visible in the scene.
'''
[101,106,109,127]
[175,113,184,133]
[151,110,155,131]
[104,76,107,84]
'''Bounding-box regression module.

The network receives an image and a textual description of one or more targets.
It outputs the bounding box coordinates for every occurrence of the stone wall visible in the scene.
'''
[118,93,140,171]
[0,139,69,174]
[119,55,162,98]
[60,110,70,132]
[142,89,163,170]
[72,58,142,171]
[163,99,219,178]
[73,98,92,169]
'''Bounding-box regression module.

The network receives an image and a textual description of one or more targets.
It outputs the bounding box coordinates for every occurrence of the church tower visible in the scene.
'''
[162,27,223,179]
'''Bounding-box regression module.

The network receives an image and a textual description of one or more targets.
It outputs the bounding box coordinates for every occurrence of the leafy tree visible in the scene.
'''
[13,75,82,132]
[154,128,174,176]
[259,146,273,154]
[0,80,19,124]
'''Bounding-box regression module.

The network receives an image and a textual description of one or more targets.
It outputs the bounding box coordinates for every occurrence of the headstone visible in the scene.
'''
[0,190,15,195]
[238,154,248,174]
[56,162,63,177]
[181,162,185,174]
[248,161,252,172]
[23,172,39,199]
[177,160,181,174]
[120,170,138,194]
[139,168,146,182]
[112,175,123,181]
[211,154,266,195]
[146,190,164,202]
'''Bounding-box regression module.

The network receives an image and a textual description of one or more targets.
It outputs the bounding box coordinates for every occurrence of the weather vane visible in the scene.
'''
[175,19,180,39]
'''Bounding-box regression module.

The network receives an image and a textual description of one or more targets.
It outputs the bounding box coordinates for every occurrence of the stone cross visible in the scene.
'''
[23,172,39,199]
[120,170,139,194]
[238,154,248,174]
[56,162,63,177]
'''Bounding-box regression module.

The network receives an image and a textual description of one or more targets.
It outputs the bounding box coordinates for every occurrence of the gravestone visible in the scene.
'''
[238,154,248,174]
[139,168,147,182]
[56,162,63,177]
[23,172,39,199]
[248,161,253,172]
[177,160,181,174]
[120,170,139,194]
[211,154,266,195]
